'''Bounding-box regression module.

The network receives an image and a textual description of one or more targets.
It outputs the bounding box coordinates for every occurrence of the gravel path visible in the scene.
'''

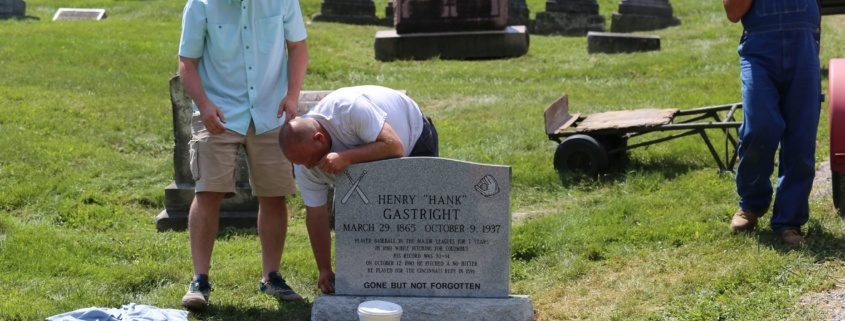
[800,160,845,320]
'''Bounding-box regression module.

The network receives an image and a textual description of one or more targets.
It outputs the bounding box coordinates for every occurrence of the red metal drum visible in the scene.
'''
[829,59,845,213]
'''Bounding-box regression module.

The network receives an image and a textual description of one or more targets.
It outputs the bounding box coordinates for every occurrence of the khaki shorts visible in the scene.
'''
[189,113,296,197]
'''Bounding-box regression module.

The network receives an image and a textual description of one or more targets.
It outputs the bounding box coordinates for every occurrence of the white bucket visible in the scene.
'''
[357,300,403,321]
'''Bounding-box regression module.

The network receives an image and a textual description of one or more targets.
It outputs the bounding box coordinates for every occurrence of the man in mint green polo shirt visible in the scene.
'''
[177,0,308,311]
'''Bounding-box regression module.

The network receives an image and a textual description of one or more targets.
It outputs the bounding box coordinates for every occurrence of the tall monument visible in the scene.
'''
[375,0,529,61]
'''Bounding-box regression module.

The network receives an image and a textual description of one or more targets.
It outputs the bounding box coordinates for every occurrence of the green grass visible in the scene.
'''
[2,0,845,320]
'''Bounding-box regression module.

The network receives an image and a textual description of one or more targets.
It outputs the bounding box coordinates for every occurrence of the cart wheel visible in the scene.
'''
[834,171,845,216]
[554,134,608,176]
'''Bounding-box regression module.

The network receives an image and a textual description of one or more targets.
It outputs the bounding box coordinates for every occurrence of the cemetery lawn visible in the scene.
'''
[2,0,845,320]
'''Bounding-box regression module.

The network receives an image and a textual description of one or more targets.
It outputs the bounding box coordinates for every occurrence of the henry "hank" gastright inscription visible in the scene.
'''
[334,157,511,298]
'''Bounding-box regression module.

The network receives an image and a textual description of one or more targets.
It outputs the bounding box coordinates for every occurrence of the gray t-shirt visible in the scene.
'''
[295,85,424,207]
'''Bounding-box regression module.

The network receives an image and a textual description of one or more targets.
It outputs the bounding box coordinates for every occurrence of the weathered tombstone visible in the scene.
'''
[533,0,606,36]
[311,0,380,25]
[587,31,660,54]
[394,0,508,34]
[383,1,396,26]
[610,0,681,33]
[507,0,530,27]
[311,157,534,321]
[0,0,25,19]
[156,75,329,231]
[52,8,107,21]
[375,0,528,61]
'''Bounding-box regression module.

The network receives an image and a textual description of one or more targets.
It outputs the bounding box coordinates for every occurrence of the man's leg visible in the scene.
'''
[188,192,225,276]
[245,123,301,300]
[257,196,288,278]
[183,112,241,310]
[770,29,821,233]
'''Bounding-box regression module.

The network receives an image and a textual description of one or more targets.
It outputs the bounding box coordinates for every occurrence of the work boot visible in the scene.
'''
[781,229,806,247]
[730,208,765,233]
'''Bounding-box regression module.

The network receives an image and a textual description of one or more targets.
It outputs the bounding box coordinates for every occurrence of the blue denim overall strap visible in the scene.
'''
[741,0,819,34]
[735,0,822,232]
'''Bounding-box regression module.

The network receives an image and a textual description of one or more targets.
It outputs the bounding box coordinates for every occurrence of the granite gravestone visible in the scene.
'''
[533,0,606,36]
[334,157,511,297]
[0,0,25,19]
[375,0,528,61]
[311,0,380,26]
[52,8,107,21]
[507,0,530,27]
[312,157,533,321]
[393,0,508,34]
[610,0,681,33]
[156,75,332,231]
[587,31,660,54]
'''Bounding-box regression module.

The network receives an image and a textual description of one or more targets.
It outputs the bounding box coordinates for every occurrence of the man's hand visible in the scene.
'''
[723,0,752,23]
[278,94,298,122]
[318,269,335,294]
[318,152,350,175]
[198,103,227,135]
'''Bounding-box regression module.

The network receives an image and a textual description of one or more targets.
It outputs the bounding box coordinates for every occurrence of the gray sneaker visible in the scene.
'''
[181,277,211,311]
[259,271,303,301]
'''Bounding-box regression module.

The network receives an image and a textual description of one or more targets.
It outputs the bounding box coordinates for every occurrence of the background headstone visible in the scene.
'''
[532,0,606,36]
[610,0,681,33]
[587,31,660,54]
[52,8,107,21]
[384,1,396,26]
[507,0,530,27]
[156,75,330,231]
[311,0,380,25]
[334,157,512,298]
[0,0,25,19]
[394,0,508,34]
[374,25,529,61]
[376,0,527,61]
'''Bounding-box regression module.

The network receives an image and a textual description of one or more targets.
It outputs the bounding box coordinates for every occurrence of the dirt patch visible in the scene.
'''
[799,160,845,320]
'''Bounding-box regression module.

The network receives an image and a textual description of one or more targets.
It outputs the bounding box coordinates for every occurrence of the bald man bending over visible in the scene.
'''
[279,85,438,294]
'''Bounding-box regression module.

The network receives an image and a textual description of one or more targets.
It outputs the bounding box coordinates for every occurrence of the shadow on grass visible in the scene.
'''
[741,222,845,261]
[556,154,713,189]
[190,300,313,321]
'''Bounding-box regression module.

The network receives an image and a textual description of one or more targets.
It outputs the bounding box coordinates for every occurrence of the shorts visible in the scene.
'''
[189,112,296,197]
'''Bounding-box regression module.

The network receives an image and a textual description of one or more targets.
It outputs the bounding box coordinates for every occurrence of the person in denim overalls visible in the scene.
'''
[723,0,822,246]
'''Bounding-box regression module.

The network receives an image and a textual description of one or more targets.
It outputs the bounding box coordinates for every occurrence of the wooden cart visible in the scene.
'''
[544,94,743,176]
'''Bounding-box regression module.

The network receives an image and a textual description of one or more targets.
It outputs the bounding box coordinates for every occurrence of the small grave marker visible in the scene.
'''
[52,8,107,21]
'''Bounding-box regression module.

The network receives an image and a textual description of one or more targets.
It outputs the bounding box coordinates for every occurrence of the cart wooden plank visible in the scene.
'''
[575,108,678,132]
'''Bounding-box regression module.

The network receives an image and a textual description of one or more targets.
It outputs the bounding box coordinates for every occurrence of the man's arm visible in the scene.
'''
[723,0,752,23]
[305,204,335,293]
[278,39,308,120]
[318,122,404,175]
[178,56,227,135]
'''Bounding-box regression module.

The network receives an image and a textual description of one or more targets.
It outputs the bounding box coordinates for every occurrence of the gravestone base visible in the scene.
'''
[311,12,380,25]
[610,13,680,33]
[311,0,379,26]
[311,295,534,321]
[587,31,660,54]
[374,25,529,61]
[157,182,258,231]
[532,11,605,36]
[156,210,260,232]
